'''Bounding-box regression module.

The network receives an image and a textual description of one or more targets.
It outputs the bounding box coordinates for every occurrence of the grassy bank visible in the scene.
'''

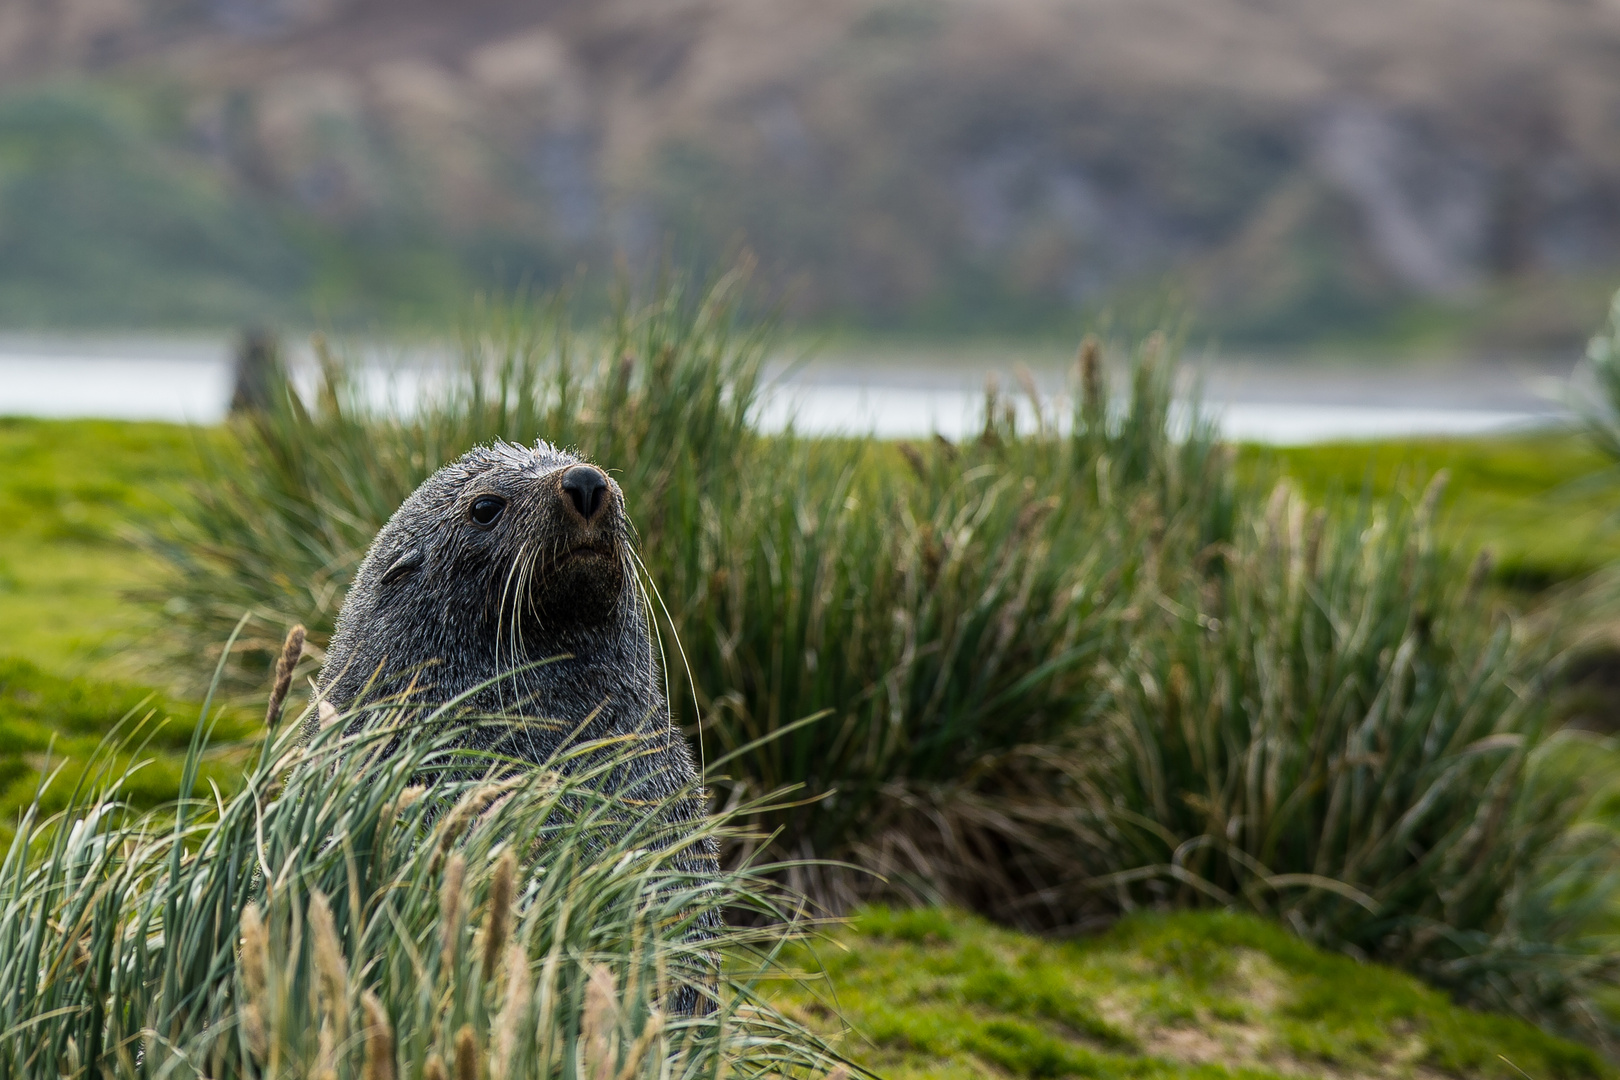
[0,417,209,679]
[126,281,1620,1048]
[3,306,1620,1068]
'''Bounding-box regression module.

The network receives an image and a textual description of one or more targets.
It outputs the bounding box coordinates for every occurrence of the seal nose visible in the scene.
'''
[560,464,609,521]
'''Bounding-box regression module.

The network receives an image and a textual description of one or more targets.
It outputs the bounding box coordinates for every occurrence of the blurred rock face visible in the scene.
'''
[0,0,1617,342]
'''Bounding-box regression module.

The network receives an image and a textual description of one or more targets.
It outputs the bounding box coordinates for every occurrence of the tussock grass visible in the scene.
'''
[149,276,1620,1045]
[0,661,842,1078]
[1081,481,1620,1040]
[153,272,766,673]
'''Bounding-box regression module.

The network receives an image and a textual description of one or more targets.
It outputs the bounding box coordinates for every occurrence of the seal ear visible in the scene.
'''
[380,548,423,586]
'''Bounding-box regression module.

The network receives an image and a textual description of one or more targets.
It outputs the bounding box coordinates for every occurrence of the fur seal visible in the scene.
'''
[317,438,718,887]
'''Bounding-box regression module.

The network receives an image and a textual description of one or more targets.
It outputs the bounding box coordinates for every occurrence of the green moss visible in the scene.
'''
[0,416,211,678]
[766,906,1612,1080]
[0,419,255,829]
[0,655,253,838]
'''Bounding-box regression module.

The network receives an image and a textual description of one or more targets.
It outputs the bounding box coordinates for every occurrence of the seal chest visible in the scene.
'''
[317,438,715,855]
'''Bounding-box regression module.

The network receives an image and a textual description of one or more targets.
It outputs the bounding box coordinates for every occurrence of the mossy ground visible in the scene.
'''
[0,418,247,834]
[1,416,1618,1072]
[0,416,211,678]
[767,906,1611,1080]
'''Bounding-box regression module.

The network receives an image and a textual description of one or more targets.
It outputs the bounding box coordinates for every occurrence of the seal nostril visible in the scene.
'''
[560,464,609,520]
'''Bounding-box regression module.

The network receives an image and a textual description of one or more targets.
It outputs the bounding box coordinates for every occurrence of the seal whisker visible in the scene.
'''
[628,547,705,776]
[509,540,536,751]
[494,538,530,720]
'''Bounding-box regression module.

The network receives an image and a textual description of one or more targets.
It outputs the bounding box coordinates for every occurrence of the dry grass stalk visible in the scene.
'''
[423,1054,448,1080]
[432,779,520,872]
[613,1009,665,1080]
[238,902,270,1060]
[1079,335,1102,415]
[307,889,350,1037]
[1420,467,1451,522]
[440,854,466,977]
[490,943,532,1080]
[582,963,620,1080]
[379,784,427,827]
[265,623,306,728]
[454,1024,479,1080]
[482,848,517,984]
[362,991,396,1080]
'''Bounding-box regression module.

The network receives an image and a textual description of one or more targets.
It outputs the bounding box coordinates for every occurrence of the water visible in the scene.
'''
[0,337,1573,445]
[755,384,1547,443]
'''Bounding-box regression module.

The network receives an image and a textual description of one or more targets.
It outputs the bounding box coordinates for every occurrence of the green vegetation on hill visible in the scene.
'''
[8,0,1620,343]
[769,906,1612,1080]
[0,82,476,327]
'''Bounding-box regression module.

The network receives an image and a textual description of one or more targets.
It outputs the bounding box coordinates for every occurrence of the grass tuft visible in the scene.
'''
[144,275,1620,1045]
[0,684,845,1078]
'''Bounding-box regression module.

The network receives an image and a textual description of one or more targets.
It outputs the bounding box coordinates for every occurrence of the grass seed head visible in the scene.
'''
[362,991,396,1080]
[1079,335,1103,415]
[239,902,270,1060]
[490,943,532,1079]
[613,1009,665,1080]
[441,853,466,977]
[1420,467,1451,522]
[432,779,519,872]
[896,441,927,480]
[265,623,306,728]
[583,963,620,1080]
[1468,547,1496,602]
[454,1024,479,1080]
[482,848,517,984]
[308,888,350,1035]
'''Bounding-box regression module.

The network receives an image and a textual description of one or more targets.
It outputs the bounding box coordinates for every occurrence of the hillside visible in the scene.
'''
[2,0,1620,339]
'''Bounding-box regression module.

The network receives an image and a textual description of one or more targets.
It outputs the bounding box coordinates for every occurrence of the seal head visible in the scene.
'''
[317,439,705,812]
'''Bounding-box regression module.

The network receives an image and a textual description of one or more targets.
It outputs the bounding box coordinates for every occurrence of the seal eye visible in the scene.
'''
[469,495,506,527]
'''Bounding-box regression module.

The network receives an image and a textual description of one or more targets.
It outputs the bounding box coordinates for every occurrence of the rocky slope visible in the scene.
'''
[2,0,1618,340]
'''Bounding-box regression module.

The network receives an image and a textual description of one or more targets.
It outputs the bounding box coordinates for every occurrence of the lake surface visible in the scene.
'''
[0,336,1577,445]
